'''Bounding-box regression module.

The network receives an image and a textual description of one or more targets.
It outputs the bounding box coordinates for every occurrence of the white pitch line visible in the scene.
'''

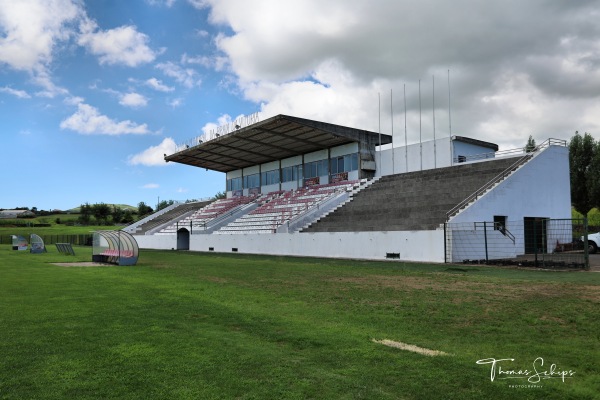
[372,339,450,356]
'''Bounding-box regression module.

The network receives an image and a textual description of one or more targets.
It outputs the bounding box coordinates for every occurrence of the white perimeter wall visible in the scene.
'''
[377,137,453,176]
[135,230,445,263]
[450,145,571,224]
[448,145,571,261]
[135,234,177,250]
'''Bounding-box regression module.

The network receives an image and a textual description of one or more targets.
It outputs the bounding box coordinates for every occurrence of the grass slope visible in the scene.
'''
[0,247,598,399]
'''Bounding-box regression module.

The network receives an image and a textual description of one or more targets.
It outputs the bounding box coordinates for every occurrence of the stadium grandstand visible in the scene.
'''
[126,114,572,264]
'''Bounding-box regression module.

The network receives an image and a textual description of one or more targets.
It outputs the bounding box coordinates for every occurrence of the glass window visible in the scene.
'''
[320,159,328,176]
[243,173,259,188]
[304,159,328,179]
[351,153,358,171]
[330,153,359,176]
[261,170,279,186]
[227,177,242,191]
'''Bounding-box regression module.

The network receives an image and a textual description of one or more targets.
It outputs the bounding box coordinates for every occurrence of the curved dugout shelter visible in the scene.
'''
[92,230,139,266]
[30,234,46,253]
[11,235,28,251]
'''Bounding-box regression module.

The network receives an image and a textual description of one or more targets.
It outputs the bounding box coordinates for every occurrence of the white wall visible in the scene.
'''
[304,149,328,163]
[243,165,259,175]
[281,155,302,168]
[227,169,242,179]
[331,143,358,157]
[190,230,444,262]
[448,145,571,261]
[281,181,299,191]
[261,160,279,172]
[135,234,177,250]
[453,141,494,161]
[262,183,280,193]
[377,137,453,176]
[450,145,571,224]
[135,230,445,263]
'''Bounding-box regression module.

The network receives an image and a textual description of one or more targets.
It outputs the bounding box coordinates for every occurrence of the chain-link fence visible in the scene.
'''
[445,218,588,270]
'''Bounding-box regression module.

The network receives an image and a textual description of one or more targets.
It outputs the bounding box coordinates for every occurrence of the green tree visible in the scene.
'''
[112,205,124,224]
[569,132,596,216]
[137,201,153,216]
[588,140,600,211]
[92,203,111,225]
[121,209,135,224]
[78,203,92,225]
[157,200,175,211]
[525,135,536,153]
[213,191,226,200]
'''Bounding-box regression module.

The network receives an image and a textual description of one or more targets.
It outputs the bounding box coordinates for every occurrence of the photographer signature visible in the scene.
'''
[476,357,575,383]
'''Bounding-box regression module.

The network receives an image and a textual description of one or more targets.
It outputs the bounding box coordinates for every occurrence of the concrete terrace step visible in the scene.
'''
[302,157,521,233]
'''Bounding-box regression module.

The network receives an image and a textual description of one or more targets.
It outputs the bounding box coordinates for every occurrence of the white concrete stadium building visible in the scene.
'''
[126,114,572,264]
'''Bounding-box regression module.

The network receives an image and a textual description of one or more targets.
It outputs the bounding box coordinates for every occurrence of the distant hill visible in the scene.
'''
[66,204,138,213]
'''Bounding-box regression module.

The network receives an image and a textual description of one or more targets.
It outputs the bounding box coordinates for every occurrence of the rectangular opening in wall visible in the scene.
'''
[209,247,214,251]
[386,252,400,259]
[493,215,507,235]
[232,248,238,252]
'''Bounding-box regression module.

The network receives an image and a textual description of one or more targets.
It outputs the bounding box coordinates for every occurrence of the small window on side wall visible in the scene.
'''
[494,215,507,235]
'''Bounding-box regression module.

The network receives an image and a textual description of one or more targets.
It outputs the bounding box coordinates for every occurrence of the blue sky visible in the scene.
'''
[2,0,600,211]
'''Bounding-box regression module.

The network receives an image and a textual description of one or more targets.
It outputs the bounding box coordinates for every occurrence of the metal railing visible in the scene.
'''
[173,112,260,153]
[445,218,587,269]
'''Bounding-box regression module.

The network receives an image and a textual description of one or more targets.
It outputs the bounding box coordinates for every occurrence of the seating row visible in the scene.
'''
[215,181,362,234]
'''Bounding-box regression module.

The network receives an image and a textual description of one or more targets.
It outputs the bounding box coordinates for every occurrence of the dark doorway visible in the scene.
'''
[524,217,548,254]
[177,228,190,250]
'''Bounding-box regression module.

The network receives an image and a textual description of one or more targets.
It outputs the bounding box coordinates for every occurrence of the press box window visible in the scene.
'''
[261,169,280,186]
[304,159,328,179]
[330,153,359,174]
[282,165,301,183]
[226,177,242,191]
[243,173,260,189]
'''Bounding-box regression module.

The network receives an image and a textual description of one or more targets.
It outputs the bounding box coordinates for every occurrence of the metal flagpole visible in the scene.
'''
[378,92,381,176]
[419,79,422,171]
[433,75,436,168]
[391,88,394,174]
[404,83,408,172]
[448,69,453,165]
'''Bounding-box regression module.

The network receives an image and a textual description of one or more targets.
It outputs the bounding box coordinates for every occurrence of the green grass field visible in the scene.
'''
[0,246,598,399]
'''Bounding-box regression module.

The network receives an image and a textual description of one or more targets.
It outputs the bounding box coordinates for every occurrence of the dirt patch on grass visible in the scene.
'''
[328,275,600,302]
[372,339,450,356]
[52,262,113,267]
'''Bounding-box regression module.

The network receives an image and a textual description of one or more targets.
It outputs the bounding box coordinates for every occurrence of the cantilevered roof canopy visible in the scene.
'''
[165,114,392,173]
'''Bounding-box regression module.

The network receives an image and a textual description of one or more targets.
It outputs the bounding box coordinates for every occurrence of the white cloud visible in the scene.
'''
[0,86,31,99]
[78,18,156,67]
[197,0,600,149]
[145,77,174,92]
[119,92,148,108]
[167,98,183,108]
[141,183,159,189]
[146,0,176,7]
[64,96,84,105]
[156,61,201,88]
[60,102,152,135]
[0,0,80,96]
[0,0,81,71]
[31,68,69,98]
[128,137,177,166]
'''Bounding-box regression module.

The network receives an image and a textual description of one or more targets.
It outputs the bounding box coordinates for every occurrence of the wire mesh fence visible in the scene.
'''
[445,218,588,270]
